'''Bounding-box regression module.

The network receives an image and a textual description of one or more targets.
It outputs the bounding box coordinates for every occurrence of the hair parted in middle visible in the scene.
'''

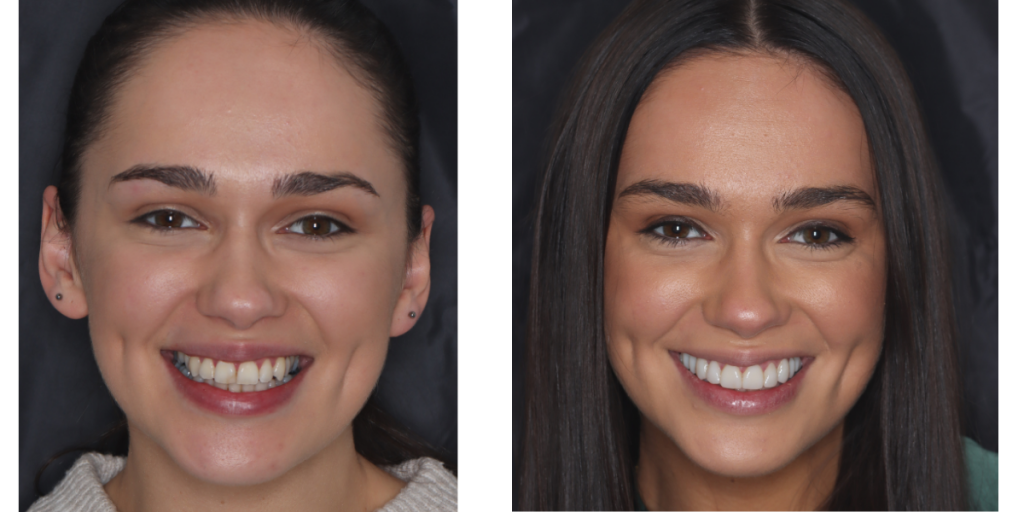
[518,0,963,509]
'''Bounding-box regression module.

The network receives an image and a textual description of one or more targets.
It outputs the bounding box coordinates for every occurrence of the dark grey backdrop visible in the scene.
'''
[20,1,457,510]
[513,0,997,504]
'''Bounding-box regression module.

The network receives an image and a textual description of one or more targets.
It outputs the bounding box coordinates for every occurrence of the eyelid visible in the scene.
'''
[132,208,205,230]
[640,216,711,244]
[282,213,354,239]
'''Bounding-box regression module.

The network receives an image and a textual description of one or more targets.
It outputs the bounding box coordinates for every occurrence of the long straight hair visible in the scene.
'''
[519,0,964,509]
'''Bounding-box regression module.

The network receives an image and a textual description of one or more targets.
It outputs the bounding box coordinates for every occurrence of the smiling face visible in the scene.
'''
[39,21,431,485]
[604,53,887,481]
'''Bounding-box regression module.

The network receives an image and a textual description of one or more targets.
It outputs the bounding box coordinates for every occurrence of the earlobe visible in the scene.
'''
[38,186,88,319]
[390,205,434,337]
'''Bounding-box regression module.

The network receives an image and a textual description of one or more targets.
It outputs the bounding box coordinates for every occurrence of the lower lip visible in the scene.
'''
[673,353,809,416]
[163,352,308,416]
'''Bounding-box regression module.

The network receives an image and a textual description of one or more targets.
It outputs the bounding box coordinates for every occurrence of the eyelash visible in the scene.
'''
[132,210,353,240]
[642,218,853,250]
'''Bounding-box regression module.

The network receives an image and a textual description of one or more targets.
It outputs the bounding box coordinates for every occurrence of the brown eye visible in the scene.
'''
[789,225,849,247]
[652,221,701,239]
[286,215,348,238]
[138,210,201,230]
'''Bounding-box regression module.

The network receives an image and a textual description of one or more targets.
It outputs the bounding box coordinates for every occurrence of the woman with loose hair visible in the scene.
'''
[27,0,456,510]
[518,0,996,509]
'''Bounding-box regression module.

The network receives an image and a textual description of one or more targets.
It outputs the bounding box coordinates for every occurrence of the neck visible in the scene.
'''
[104,422,405,512]
[636,418,842,511]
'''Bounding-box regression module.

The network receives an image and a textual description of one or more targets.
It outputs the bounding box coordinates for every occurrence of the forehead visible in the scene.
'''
[618,52,873,204]
[84,20,402,193]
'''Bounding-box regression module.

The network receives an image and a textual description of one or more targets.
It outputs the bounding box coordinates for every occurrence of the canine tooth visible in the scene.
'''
[255,382,268,392]
[267,380,277,388]
[273,357,287,381]
[707,361,721,384]
[696,358,708,380]
[282,374,292,383]
[214,361,236,384]
[764,362,778,388]
[228,383,241,393]
[777,359,790,383]
[681,353,689,368]
[199,358,216,379]
[687,356,696,373]
[742,365,764,390]
[242,384,255,392]
[188,356,201,377]
[175,352,185,364]
[719,365,742,389]
[237,361,259,385]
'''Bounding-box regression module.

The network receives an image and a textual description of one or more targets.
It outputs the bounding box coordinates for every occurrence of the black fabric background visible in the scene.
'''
[19,1,457,510]
[513,0,997,505]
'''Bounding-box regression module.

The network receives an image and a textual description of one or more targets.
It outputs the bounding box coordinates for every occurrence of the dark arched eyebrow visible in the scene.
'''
[618,180,722,212]
[618,180,875,212]
[109,165,216,194]
[272,171,379,198]
[773,186,875,212]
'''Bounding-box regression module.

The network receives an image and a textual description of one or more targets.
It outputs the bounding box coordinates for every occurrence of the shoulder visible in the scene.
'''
[379,457,457,512]
[27,453,125,512]
[963,437,998,511]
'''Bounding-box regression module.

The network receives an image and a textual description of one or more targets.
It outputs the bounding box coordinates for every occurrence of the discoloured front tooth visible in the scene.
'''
[273,357,287,381]
[237,361,259,385]
[707,361,721,384]
[188,356,201,378]
[777,358,790,383]
[719,365,742,389]
[214,361,236,384]
[696,358,708,380]
[742,365,764,390]
[764,362,778,388]
[199,358,216,380]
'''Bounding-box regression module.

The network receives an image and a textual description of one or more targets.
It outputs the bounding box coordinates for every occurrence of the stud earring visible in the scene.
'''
[409,311,416,318]
[55,293,63,301]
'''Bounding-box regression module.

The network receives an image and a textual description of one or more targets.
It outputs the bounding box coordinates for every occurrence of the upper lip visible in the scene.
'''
[671,348,808,368]
[165,342,311,362]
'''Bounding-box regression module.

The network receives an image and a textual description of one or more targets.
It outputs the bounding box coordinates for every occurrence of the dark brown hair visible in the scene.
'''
[38,0,447,488]
[519,0,963,509]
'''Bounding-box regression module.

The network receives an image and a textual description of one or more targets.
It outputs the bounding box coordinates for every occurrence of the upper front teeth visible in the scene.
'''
[173,351,301,392]
[680,353,802,391]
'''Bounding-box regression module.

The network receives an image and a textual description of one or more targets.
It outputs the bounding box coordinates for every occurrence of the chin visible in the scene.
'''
[668,420,806,478]
[166,426,313,485]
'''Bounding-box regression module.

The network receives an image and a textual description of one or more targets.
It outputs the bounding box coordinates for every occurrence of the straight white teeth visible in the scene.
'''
[680,352,803,391]
[172,352,301,392]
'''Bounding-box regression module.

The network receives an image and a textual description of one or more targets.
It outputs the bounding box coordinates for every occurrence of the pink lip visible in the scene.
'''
[166,342,310,362]
[162,351,308,416]
[673,353,809,416]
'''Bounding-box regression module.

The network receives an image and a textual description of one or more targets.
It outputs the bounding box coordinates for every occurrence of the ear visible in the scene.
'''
[38,186,88,319]
[390,205,434,337]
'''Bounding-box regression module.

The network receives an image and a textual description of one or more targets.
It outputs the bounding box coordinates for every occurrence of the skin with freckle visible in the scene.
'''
[38,20,432,511]
[604,53,886,510]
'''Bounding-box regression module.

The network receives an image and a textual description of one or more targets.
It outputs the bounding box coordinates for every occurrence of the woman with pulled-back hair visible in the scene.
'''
[518,0,996,510]
[28,1,456,510]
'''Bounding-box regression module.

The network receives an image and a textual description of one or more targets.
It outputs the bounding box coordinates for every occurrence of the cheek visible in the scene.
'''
[604,231,704,350]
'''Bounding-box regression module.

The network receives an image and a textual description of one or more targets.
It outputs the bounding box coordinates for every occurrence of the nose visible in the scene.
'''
[702,242,789,339]
[196,231,286,330]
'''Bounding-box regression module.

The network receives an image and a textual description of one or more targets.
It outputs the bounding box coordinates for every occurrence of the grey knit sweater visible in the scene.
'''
[28,452,456,511]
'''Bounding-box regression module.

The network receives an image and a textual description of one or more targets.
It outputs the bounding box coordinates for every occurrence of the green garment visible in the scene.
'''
[635,437,998,511]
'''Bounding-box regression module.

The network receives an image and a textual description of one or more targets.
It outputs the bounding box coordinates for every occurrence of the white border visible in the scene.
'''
[999,0,1016,510]
[458,1,512,509]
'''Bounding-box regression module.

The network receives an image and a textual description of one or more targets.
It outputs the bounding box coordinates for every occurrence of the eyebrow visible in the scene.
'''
[772,185,875,212]
[618,179,875,212]
[108,166,379,198]
[618,180,723,211]
[109,165,216,194]
[272,171,379,198]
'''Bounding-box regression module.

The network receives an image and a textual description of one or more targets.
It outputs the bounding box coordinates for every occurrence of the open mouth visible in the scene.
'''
[170,351,303,393]
[678,352,804,392]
